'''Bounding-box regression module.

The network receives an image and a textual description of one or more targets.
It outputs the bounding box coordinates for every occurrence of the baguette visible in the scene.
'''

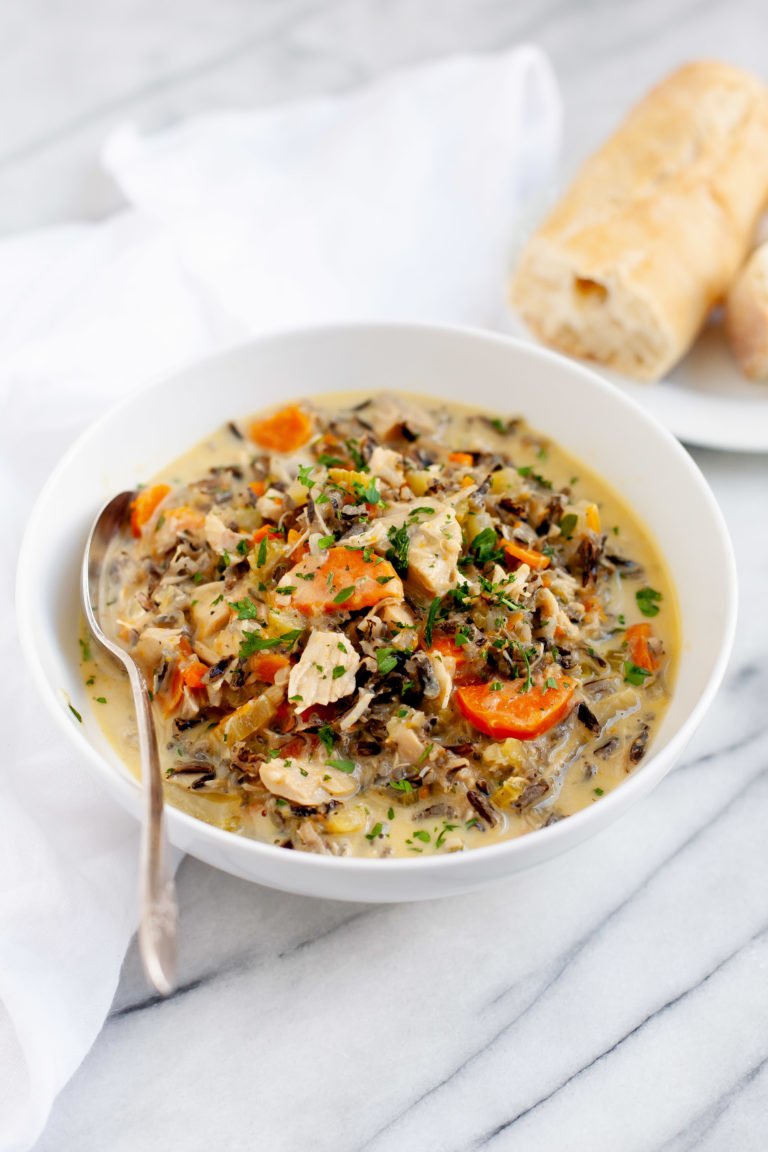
[511,61,768,381]
[725,242,768,380]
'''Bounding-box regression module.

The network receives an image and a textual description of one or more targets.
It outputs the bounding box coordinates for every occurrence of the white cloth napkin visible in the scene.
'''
[0,46,560,1150]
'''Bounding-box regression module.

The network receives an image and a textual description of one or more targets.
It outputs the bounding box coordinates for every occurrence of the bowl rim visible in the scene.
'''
[16,320,738,878]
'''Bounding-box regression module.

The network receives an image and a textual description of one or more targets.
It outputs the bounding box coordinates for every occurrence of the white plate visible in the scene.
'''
[16,324,737,902]
[507,315,768,453]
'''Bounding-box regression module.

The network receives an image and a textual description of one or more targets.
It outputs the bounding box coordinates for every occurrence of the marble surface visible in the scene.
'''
[10,0,768,1149]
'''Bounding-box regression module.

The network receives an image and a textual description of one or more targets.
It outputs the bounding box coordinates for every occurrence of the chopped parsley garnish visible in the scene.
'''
[79,637,92,662]
[85,675,95,686]
[212,594,224,605]
[636,586,663,618]
[318,724,335,754]
[376,574,394,584]
[317,453,345,467]
[317,534,336,550]
[239,629,302,658]
[333,586,355,604]
[236,538,250,556]
[558,513,578,538]
[332,665,346,680]
[192,572,205,585]
[424,596,442,646]
[366,822,384,841]
[256,537,268,567]
[229,597,259,620]
[624,661,651,686]
[297,463,315,490]
[386,523,410,575]
[390,779,414,792]
[387,807,395,821]
[376,647,399,676]
[469,527,504,565]
[345,439,368,471]
[593,787,605,796]
[327,758,355,774]
[95,696,107,704]
[352,478,382,505]
[454,626,471,647]
[412,830,431,843]
[68,704,82,723]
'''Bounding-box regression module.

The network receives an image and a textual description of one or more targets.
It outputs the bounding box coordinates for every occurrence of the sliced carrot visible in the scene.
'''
[130,484,171,538]
[249,480,266,498]
[455,670,576,740]
[502,539,550,571]
[448,452,475,467]
[626,623,660,673]
[249,404,313,453]
[285,546,403,615]
[249,652,291,683]
[177,636,208,690]
[252,524,282,543]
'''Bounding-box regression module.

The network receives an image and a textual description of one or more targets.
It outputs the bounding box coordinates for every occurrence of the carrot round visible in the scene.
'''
[448,452,475,467]
[455,671,576,740]
[626,623,659,672]
[503,539,550,571]
[249,404,312,453]
[285,547,403,615]
[130,484,171,538]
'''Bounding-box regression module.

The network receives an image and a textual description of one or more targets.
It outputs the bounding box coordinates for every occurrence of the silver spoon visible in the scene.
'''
[82,491,178,996]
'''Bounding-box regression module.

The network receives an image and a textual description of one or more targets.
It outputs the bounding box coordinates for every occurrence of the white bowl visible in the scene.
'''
[16,324,736,902]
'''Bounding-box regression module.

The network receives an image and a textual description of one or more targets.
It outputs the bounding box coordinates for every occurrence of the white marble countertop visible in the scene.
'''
[10,1,768,1149]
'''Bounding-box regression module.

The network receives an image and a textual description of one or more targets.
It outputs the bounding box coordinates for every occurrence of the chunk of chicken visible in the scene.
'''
[365,393,436,441]
[385,709,428,765]
[428,649,455,710]
[190,580,230,639]
[256,488,285,522]
[260,756,358,806]
[350,499,462,596]
[288,630,360,711]
[204,511,249,556]
[368,445,405,488]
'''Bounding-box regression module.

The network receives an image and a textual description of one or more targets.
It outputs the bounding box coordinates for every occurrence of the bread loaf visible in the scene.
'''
[725,242,768,380]
[511,61,768,381]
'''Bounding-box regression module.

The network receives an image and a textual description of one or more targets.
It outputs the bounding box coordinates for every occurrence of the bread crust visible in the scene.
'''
[725,243,768,380]
[511,61,768,381]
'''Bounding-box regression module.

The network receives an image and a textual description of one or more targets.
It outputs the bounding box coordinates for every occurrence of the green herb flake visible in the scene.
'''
[327,757,355,774]
[317,453,345,467]
[387,807,395,821]
[239,629,302,658]
[390,779,414,793]
[376,648,399,676]
[332,665,346,680]
[365,822,384,841]
[593,787,605,796]
[297,464,315,490]
[636,586,663,618]
[78,637,92,662]
[558,513,578,538]
[318,724,335,754]
[85,675,96,686]
[386,523,410,575]
[236,538,250,556]
[192,572,205,585]
[68,704,82,723]
[317,534,336,550]
[256,537,268,567]
[230,597,259,620]
[424,596,442,647]
[624,661,652,686]
[94,696,107,704]
[333,585,355,605]
[470,527,503,565]
[413,830,431,843]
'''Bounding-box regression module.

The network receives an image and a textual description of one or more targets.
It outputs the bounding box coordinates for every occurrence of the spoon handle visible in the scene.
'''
[127,660,178,995]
